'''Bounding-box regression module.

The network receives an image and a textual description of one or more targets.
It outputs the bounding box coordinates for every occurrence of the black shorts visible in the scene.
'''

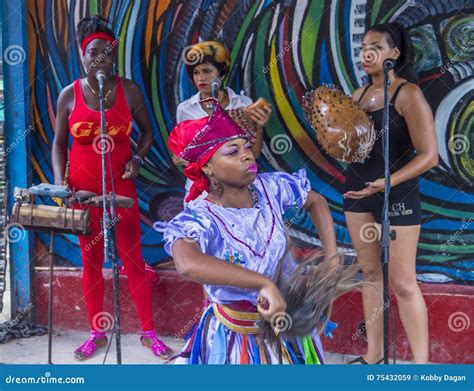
[343,186,421,226]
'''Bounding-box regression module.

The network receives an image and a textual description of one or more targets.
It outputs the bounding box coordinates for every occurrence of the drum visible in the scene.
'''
[11,200,90,235]
[303,85,375,163]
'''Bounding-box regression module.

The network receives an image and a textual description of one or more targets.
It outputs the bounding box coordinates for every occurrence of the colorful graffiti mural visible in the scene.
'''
[24,0,473,284]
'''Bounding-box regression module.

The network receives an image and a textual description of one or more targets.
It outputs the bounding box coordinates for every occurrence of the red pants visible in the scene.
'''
[69,142,153,331]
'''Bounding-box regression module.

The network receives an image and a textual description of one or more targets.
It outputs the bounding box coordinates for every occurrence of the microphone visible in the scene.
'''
[96,70,106,92]
[211,77,221,99]
[383,58,396,72]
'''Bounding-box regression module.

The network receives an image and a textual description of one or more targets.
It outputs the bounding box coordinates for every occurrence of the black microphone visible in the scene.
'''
[211,77,221,99]
[96,70,106,92]
[383,58,396,72]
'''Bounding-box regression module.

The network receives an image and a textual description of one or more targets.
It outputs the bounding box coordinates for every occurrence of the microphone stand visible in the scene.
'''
[209,79,220,118]
[381,61,396,365]
[98,76,122,364]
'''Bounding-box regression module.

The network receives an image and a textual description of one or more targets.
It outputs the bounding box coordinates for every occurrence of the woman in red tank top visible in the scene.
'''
[52,16,172,361]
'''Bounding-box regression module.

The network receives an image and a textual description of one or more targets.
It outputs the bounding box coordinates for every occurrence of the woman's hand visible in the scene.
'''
[172,154,190,168]
[257,280,287,322]
[324,253,341,273]
[247,106,272,128]
[343,178,385,199]
[122,158,141,179]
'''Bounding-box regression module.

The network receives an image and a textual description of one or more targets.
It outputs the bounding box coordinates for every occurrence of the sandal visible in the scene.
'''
[140,330,173,359]
[74,331,108,361]
[348,356,384,364]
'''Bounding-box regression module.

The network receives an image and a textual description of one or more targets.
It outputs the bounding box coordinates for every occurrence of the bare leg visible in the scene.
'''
[389,225,429,363]
[345,212,384,363]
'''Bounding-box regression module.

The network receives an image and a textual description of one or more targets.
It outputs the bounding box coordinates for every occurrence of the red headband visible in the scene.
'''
[81,32,116,55]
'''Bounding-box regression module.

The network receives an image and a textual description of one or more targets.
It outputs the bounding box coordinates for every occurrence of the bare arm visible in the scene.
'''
[171,239,286,320]
[52,86,73,185]
[390,84,438,186]
[122,79,154,178]
[303,190,338,262]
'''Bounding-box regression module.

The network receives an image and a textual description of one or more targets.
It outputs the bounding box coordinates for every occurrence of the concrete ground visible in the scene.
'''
[0,329,409,364]
[1,263,408,365]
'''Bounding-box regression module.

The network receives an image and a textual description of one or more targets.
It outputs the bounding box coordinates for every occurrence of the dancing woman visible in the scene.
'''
[160,103,341,364]
[343,23,438,364]
[52,16,172,360]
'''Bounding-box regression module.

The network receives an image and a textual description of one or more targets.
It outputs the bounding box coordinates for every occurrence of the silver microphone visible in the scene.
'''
[96,70,106,91]
[211,77,221,99]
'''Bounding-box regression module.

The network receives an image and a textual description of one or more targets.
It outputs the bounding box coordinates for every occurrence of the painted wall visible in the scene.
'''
[23,0,473,284]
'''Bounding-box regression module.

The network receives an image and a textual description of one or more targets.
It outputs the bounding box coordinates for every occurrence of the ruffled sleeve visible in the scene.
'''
[157,209,213,256]
[259,169,311,212]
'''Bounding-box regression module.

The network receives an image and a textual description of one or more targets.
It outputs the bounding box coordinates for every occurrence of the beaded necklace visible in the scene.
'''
[205,177,276,259]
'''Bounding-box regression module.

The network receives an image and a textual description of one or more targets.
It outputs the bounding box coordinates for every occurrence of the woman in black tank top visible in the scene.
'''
[343,23,438,364]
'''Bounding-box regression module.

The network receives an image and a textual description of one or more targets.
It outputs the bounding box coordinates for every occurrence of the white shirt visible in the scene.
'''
[176,87,253,123]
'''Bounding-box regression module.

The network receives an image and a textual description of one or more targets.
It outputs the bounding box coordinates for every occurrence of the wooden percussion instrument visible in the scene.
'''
[11,187,90,235]
[227,98,273,138]
[303,85,375,163]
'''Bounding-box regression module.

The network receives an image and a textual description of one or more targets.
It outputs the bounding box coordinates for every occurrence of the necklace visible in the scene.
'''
[372,84,384,93]
[370,85,384,103]
[201,92,226,110]
[85,79,113,100]
[207,186,259,208]
[205,178,276,259]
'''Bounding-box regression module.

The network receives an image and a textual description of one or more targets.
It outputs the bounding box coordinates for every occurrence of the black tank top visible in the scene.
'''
[344,82,418,191]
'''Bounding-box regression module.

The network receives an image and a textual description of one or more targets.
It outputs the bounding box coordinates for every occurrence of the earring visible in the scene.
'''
[111,63,117,76]
[209,178,223,196]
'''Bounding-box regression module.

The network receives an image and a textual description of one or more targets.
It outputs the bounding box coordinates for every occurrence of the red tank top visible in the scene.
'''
[68,76,133,145]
